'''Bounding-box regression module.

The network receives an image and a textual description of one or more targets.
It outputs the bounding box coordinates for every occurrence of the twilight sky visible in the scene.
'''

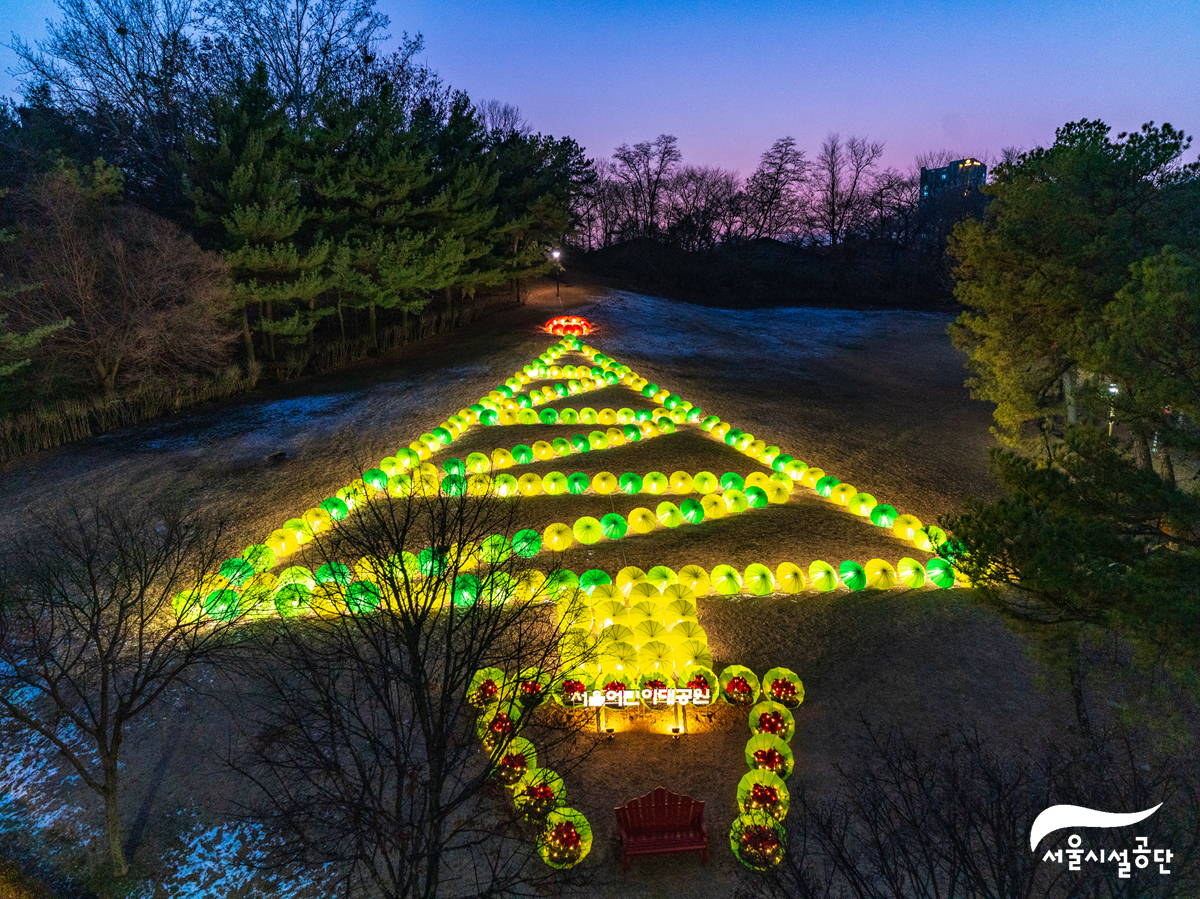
[4,0,1198,175]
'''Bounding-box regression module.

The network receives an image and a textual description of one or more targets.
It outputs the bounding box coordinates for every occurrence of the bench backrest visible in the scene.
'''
[615,787,704,832]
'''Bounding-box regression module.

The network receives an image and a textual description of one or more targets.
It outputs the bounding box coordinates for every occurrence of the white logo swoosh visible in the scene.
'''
[1030,803,1162,851]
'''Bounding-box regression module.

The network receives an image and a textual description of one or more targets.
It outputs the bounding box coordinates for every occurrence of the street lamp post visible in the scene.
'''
[551,249,561,297]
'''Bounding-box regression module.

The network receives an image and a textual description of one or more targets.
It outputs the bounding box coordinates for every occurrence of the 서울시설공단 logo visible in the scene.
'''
[1031,802,1173,879]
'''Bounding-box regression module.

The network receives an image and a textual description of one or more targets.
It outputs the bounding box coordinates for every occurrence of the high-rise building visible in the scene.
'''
[918,158,987,244]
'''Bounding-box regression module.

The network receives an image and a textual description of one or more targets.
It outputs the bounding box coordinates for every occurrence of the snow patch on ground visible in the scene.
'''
[0,726,98,855]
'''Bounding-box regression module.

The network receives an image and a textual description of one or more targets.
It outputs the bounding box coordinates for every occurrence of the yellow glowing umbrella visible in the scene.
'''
[515,569,546,602]
[829,483,857,506]
[799,466,824,488]
[599,641,638,674]
[632,619,671,647]
[912,525,947,553]
[674,639,714,672]
[764,482,791,505]
[543,472,569,495]
[775,562,806,593]
[664,597,697,624]
[517,473,543,496]
[645,566,677,591]
[849,492,877,516]
[693,471,719,494]
[599,623,636,648]
[897,557,926,588]
[606,427,625,446]
[808,560,838,592]
[636,641,675,674]
[615,566,648,595]
[669,471,694,493]
[678,565,710,595]
[701,494,727,519]
[711,564,743,596]
[572,516,605,545]
[865,559,898,589]
[668,620,707,646]
[627,582,661,605]
[655,502,682,527]
[643,472,669,494]
[743,563,775,596]
[892,514,923,541]
[626,508,657,534]
[724,490,750,514]
[589,583,621,603]
[532,441,556,461]
[745,471,773,490]
[467,474,493,496]
[543,522,574,552]
[592,471,618,494]
[592,600,629,629]
[661,582,696,603]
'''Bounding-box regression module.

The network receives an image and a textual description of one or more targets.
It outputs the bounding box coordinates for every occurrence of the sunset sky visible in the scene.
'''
[4,0,1198,174]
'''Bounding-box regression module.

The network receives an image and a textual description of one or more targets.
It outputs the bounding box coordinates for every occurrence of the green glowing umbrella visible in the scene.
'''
[619,472,644,494]
[724,489,750,514]
[808,560,837,592]
[512,529,542,558]
[927,558,957,589]
[643,472,669,494]
[897,557,926,588]
[680,497,706,523]
[749,699,796,741]
[720,472,745,491]
[744,487,768,509]
[745,733,794,780]
[711,564,743,595]
[543,471,569,495]
[656,501,683,528]
[870,504,898,527]
[838,560,866,591]
[572,516,604,545]
[720,665,760,704]
[736,770,790,821]
[743,563,775,595]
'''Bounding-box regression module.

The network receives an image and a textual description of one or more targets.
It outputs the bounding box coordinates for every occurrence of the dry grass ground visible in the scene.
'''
[0,280,1080,898]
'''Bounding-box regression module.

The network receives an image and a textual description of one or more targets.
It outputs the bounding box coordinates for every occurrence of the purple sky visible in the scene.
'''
[5,0,1198,175]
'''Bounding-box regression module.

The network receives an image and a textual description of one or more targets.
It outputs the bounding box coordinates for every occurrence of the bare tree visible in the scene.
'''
[610,133,682,238]
[665,165,740,250]
[0,497,239,877]
[203,0,390,129]
[742,136,808,240]
[1,161,235,397]
[478,99,531,138]
[807,133,884,246]
[231,487,598,899]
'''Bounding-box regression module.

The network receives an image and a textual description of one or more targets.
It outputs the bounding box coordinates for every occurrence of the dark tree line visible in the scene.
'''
[0,0,594,415]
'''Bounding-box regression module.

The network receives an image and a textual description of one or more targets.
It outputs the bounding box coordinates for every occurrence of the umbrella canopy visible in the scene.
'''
[775,562,805,593]
[679,498,706,523]
[512,529,541,558]
[669,471,694,493]
[814,475,840,497]
[744,487,769,509]
[636,640,675,673]
[870,503,898,527]
[531,441,555,461]
[596,513,627,540]
[724,490,750,514]
[829,483,857,506]
[693,471,719,494]
[517,473,544,496]
[674,639,714,672]
[632,619,671,646]
[808,560,838,592]
[598,641,638,673]
[616,566,648,594]
[848,492,877,516]
[737,770,790,820]
[543,472,569,495]
[543,522,574,552]
[720,665,761,704]
[661,582,696,603]
[589,583,621,603]
[720,472,745,492]
[579,569,612,593]
[892,514,923,541]
[592,471,618,494]
[642,472,669,494]
[566,472,590,495]
[646,566,677,590]
[711,564,743,595]
[572,516,605,544]
[762,667,805,707]
[764,483,791,505]
[664,596,698,623]
[591,600,629,629]
[744,471,773,491]
[839,560,867,591]
[627,582,661,605]
[668,619,707,646]
[745,733,794,780]
[618,472,644,494]
[897,557,926,588]
[912,525,948,553]
[749,700,796,742]
[701,494,727,519]
[627,507,657,534]
[927,558,957,589]
[743,563,775,595]
[864,558,897,589]
[798,466,824,488]
[655,502,683,527]
[678,565,711,595]
[598,623,635,647]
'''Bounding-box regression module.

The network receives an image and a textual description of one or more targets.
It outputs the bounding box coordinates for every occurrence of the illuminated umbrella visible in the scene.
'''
[661,582,695,603]
[749,700,796,741]
[545,570,579,599]
[616,566,648,594]
[745,471,773,491]
[627,508,657,534]
[531,441,555,461]
[493,473,519,496]
[543,472,569,495]
[632,619,671,647]
[599,513,628,540]
[814,475,840,497]
[636,640,675,675]
[775,562,805,593]
[579,569,612,594]
[763,483,791,505]
[627,600,659,624]
[567,472,590,495]
[808,560,838,592]
[572,516,604,545]
[743,563,775,596]
[678,565,710,595]
[762,667,804,707]
[599,623,635,648]
[669,471,694,493]
[829,483,857,506]
[912,525,948,553]
[737,770,790,821]
[589,583,621,604]
[864,559,897,589]
[627,582,661,605]
[693,471,719,494]
[592,600,629,629]
[927,558,957,589]
[479,534,511,565]
[452,574,481,607]
[674,639,714,672]
[273,583,311,617]
[668,620,707,646]
[514,768,566,818]
[655,502,683,528]
[512,444,534,464]
[701,494,727,519]
[664,597,697,624]
[892,514,923,541]
[724,490,750,514]
[468,667,508,706]
[517,473,543,496]
[897,557,926,588]
[537,807,592,869]
[592,471,618,494]
[848,492,877,516]
[681,665,718,697]
[745,733,794,780]
[543,523,574,552]
[598,641,638,674]
[720,665,761,704]
[512,529,541,558]
[720,472,745,491]
[711,564,743,595]
[870,504,898,527]
[839,560,866,591]
[798,466,823,488]
[674,497,703,524]
[744,487,768,509]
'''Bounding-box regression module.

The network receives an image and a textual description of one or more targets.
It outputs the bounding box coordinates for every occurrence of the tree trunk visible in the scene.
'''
[307,299,316,354]
[1161,451,1176,488]
[265,299,276,364]
[337,296,345,343]
[444,286,454,329]
[241,306,256,368]
[103,773,128,876]
[368,302,377,351]
[1134,432,1153,470]
[1062,370,1078,424]
[401,307,409,343]
[1070,629,1093,742]
[97,360,118,399]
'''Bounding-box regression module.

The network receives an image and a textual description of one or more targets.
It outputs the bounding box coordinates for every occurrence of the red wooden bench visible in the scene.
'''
[614,787,708,871]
